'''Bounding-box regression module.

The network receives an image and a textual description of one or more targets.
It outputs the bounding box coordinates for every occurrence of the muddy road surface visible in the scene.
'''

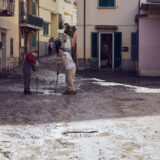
[0,55,160,160]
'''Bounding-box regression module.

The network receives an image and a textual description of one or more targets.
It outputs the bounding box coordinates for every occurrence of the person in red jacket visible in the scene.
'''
[23,51,38,95]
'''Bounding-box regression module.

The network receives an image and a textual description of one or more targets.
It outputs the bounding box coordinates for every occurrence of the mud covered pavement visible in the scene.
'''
[0,55,160,160]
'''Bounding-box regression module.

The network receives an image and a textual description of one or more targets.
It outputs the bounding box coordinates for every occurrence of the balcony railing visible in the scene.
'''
[27,14,43,27]
[0,0,15,16]
[21,14,43,29]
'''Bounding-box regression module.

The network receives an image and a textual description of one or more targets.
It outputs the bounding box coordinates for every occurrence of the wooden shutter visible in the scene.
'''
[91,32,98,58]
[10,38,13,56]
[32,32,36,48]
[131,32,138,61]
[114,32,122,68]
[43,22,49,35]
[91,32,99,68]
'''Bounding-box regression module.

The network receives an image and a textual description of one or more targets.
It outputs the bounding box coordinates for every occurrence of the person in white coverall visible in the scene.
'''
[58,49,76,95]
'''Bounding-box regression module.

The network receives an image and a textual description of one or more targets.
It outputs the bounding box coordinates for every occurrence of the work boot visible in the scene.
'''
[71,91,76,95]
[63,90,76,95]
[24,91,32,95]
[63,90,72,95]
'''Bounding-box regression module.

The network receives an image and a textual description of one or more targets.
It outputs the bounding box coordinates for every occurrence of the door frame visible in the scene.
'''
[98,32,114,70]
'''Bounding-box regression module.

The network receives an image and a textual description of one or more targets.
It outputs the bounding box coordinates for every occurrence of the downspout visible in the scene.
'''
[138,0,140,14]
[23,0,27,55]
[38,0,40,56]
[84,0,86,64]
[137,0,140,73]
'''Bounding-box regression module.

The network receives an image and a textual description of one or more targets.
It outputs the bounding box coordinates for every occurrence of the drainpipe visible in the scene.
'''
[23,0,27,55]
[138,0,140,14]
[37,0,40,56]
[137,0,141,73]
[84,0,86,65]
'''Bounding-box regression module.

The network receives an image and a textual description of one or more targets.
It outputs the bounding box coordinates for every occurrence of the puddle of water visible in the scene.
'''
[43,90,62,96]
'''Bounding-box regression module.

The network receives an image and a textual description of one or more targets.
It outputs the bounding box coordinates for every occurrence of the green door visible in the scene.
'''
[114,32,122,68]
[91,32,99,68]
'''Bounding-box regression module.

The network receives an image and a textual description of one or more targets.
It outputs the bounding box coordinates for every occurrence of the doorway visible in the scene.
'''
[1,32,6,71]
[100,33,113,69]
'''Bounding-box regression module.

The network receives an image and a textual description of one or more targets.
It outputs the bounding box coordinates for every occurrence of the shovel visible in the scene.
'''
[55,64,60,93]
[36,66,39,93]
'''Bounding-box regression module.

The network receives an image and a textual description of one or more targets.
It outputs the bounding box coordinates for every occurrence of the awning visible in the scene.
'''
[20,23,42,30]
[95,25,118,30]
[141,3,160,10]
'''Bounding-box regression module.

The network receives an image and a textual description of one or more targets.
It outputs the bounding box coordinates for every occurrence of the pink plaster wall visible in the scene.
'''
[139,18,160,70]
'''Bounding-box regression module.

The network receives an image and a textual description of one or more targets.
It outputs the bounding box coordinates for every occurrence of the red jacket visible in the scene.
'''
[25,53,35,63]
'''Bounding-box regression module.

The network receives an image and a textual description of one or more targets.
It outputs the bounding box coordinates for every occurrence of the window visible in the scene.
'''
[59,14,63,29]
[43,22,49,35]
[10,38,14,56]
[32,0,36,16]
[98,0,115,8]
[32,32,36,48]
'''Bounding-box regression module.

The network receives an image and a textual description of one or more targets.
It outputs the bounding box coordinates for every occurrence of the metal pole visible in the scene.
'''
[36,66,39,93]
[55,64,60,93]
[38,0,40,56]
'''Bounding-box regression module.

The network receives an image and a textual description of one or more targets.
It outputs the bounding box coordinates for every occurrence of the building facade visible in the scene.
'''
[62,0,77,49]
[77,0,139,71]
[39,0,58,56]
[0,0,19,72]
[39,0,77,55]
[19,0,43,60]
[137,0,160,76]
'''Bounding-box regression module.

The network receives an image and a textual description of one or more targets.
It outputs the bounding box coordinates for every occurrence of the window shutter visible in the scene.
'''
[43,22,49,35]
[131,32,138,61]
[32,32,36,48]
[10,38,14,56]
[114,32,122,68]
[91,32,99,68]
[91,32,98,58]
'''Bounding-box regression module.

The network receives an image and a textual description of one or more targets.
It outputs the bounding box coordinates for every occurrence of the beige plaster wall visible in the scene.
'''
[39,0,58,13]
[51,14,58,38]
[0,0,19,68]
[78,0,139,26]
[77,0,139,70]
[39,0,58,42]
[39,8,51,42]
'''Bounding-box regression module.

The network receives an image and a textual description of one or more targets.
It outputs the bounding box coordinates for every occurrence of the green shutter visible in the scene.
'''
[99,0,115,7]
[114,32,122,68]
[91,32,99,68]
[131,32,138,61]
[43,22,49,35]
[32,32,36,48]
[10,38,14,56]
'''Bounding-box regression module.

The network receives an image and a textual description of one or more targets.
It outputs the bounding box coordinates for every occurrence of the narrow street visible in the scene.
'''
[0,55,160,160]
